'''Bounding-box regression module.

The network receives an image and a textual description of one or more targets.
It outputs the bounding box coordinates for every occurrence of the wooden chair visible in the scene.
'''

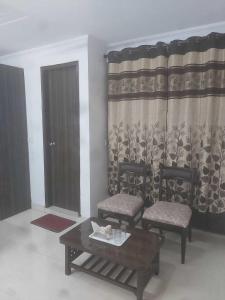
[142,166,198,264]
[98,162,151,227]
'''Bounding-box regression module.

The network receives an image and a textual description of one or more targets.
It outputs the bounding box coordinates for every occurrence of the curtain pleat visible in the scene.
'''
[167,33,225,213]
[108,44,168,202]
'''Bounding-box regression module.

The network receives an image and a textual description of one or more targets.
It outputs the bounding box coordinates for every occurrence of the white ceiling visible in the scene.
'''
[0,0,225,56]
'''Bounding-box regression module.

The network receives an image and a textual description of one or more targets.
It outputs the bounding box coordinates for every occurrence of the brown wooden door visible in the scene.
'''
[0,65,31,220]
[41,62,80,213]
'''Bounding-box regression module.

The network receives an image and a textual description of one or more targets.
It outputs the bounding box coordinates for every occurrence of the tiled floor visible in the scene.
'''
[0,207,225,300]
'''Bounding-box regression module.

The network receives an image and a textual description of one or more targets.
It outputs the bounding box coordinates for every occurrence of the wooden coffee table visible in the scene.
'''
[60,218,160,300]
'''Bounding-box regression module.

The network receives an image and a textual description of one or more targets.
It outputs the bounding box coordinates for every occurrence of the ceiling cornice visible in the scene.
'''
[107,20,225,51]
[0,35,88,59]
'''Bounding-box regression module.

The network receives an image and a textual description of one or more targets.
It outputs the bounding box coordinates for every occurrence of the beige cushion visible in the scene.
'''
[98,193,143,217]
[143,201,192,228]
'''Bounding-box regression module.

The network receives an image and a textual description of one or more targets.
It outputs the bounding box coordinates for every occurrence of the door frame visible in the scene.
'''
[41,61,80,213]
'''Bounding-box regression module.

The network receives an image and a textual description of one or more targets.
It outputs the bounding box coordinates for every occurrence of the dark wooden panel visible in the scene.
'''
[0,64,31,220]
[0,66,10,219]
[41,61,80,213]
[192,209,225,235]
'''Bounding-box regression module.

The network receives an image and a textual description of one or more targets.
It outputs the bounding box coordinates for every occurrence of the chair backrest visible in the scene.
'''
[159,166,199,207]
[117,162,151,204]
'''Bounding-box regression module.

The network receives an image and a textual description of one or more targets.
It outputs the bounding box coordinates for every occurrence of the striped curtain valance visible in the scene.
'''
[108,32,225,102]
[108,32,225,63]
[108,56,168,102]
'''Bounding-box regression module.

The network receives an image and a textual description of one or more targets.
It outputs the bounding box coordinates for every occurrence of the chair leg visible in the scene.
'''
[188,224,192,242]
[142,220,145,230]
[129,218,135,228]
[142,219,148,230]
[98,210,103,220]
[159,228,164,236]
[154,251,160,275]
[181,230,187,264]
[159,228,165,245]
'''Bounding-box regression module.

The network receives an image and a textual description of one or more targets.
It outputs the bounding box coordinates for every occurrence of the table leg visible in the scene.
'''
[65,246,82,275]
[136,270,145,300]
[65,245,71,275]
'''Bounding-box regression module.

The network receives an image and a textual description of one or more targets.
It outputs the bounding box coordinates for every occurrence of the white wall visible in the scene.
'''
[0,21,221,218]
[88,36,108,216]
[0,36,91,217]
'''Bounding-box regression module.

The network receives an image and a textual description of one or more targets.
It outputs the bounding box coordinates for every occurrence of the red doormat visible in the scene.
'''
[31,214,76,233]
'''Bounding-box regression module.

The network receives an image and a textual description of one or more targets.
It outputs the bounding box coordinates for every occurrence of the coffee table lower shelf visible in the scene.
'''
[64,245,159,300]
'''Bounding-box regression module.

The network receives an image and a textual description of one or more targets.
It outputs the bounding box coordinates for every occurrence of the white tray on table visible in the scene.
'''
[89,229,131,247]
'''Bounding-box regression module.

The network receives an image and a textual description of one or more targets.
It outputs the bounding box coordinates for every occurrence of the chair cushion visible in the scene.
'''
[143,201,192,228]
[98,194,144,217]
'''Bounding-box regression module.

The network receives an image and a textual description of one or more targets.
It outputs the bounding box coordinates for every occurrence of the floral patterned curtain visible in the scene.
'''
[107,44,168,203]
[107,32,225,214]
[167,33,225,213]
